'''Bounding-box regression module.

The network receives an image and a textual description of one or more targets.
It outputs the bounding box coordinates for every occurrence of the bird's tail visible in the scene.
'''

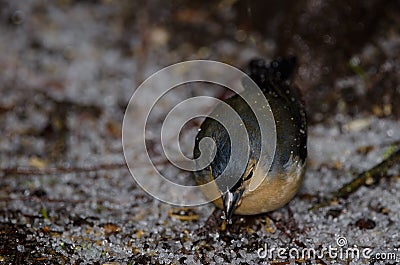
[248,56,297,84]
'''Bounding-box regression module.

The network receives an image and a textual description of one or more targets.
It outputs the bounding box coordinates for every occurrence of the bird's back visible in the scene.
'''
[194,57,307,186]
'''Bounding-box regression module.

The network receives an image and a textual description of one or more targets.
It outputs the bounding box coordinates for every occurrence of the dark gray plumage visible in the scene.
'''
[193,57,307,222]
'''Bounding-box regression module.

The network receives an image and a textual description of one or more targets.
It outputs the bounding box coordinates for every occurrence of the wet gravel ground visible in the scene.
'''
[1,1,400,264]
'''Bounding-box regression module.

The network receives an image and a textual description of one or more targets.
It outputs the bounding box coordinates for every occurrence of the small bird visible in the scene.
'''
[193,57,307,223]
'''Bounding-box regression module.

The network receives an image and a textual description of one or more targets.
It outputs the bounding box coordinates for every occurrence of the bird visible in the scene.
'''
[193,57,307,224]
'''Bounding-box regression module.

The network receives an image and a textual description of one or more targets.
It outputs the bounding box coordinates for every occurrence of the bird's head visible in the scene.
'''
[194,110,260,223]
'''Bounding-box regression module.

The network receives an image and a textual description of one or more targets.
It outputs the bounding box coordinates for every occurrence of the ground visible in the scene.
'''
[0,1,400,264]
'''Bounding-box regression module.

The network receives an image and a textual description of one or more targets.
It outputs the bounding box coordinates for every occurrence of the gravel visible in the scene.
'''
[1,1,399,264]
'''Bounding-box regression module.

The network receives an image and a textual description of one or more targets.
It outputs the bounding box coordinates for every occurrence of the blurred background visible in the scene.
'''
[1,0,400,264]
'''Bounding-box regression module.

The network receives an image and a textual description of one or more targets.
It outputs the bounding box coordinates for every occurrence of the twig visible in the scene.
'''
[0,196,87,204]
[0,195,139,206]
[1,163,127,176]
[311,148,400,210]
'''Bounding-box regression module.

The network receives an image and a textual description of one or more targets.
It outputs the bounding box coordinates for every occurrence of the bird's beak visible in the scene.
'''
[222,188,244,224]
